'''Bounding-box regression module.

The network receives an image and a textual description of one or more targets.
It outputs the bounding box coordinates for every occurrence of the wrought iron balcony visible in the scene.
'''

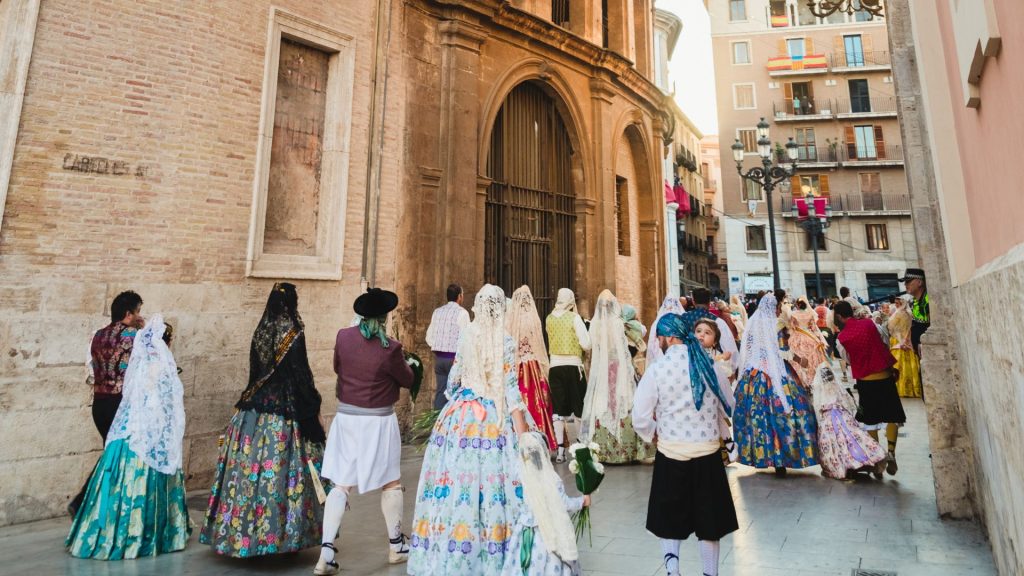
[839,144,904,165]
[772,98,835,121]
[766,53,829,76]
[834,96,898,118]
[775,145,839,166]
[830,50,891,71]
[780,192,911,215]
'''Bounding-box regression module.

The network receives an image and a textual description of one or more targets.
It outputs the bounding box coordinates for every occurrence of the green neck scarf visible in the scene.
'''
[359,315,390,348]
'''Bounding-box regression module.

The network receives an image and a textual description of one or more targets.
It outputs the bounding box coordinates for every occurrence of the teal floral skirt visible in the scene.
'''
[66,439,191,559]
[199,409,325,557]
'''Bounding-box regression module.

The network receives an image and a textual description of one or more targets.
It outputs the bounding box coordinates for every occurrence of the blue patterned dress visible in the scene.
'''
[733,368,818,468]
[408,335,528,575]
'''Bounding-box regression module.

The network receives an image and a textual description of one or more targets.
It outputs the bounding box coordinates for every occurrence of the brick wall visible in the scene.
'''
[0,0,405,526]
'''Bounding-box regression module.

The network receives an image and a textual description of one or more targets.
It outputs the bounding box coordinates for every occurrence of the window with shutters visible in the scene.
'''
[791,173,829,197]
[787,38,806,58]
[616,176,630,256]
[733,83,755,109]
[844,35,865,66]
[729,0,746,21]
[866,224,889,251]
[795,127,817,160]
[744,179,763,201]
[847,124,886,160]
[732,41,751,65]
[737,128,757,153]
[746,225,767,252]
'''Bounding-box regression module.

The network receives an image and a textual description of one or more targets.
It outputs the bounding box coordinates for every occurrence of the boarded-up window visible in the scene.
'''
[247,10,356,279]
[264,39,329,256]
[616,176,630,255]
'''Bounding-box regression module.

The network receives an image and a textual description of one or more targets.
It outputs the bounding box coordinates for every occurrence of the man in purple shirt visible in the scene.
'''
[315,288,414,575]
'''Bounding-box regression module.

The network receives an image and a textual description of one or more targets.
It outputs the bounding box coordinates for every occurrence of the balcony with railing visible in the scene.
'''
[766,53,829,76]
[772,97,835,121]
[779,192,911,215]
[834,96,898,118]
[839,144,904,166]
[775,145,839,167]
[830,50,891,72]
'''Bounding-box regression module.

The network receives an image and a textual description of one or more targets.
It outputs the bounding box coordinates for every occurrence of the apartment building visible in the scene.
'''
[709,0,918,300]
[701,135,727,295]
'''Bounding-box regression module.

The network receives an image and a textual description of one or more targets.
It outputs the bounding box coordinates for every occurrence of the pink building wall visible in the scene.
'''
[937,0,1024,267]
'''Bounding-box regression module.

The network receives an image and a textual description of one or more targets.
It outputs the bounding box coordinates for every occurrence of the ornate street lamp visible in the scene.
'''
[806,0,885,18]
[792,193,833,299]
[732,118,798,292]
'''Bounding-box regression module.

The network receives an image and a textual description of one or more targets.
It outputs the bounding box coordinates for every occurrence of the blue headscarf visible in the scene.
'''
[656,311,732,416]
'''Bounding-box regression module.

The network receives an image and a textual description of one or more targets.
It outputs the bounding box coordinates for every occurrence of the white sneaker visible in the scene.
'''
[388,535,410,564]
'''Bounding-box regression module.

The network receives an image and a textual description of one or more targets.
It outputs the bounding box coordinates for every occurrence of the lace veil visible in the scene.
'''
[550,287,578,318]
[646,295,685,364]
[457,284,510,419]
[582,290,635,441]
[738,293,792,412]
[506,285,549,375]
[107,314,186,474]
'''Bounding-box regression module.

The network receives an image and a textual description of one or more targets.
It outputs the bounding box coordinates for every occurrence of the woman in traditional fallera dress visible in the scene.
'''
[507,285,558,451]
[734,293,818,472]
[787,296,830,388]
[810,362,888,479]
[408,284,535,576]
[67,315,191,560]
[581,290,653,464]
[200,283,327,558]
[887,298,922,398]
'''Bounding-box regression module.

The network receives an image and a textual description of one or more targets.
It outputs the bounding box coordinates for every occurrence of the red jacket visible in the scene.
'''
[333,327,413,409]
[837,318,895,379]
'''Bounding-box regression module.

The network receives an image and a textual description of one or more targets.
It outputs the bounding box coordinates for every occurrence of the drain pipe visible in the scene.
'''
[360,0,394,289]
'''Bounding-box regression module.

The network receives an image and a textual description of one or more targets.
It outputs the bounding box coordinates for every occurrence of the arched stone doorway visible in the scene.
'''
[484,81,577,316]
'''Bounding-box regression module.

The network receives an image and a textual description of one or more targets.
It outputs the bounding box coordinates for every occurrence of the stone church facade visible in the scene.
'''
[0,0,668,525]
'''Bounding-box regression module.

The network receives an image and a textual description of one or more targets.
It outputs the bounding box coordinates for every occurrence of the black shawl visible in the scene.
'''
[235,283,325,442]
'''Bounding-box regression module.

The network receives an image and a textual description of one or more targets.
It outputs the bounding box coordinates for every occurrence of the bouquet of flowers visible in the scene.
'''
[567,442,605,544]
[404,351,424,401]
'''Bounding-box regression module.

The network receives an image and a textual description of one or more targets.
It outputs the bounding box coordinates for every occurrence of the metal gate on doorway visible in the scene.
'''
[485,81,576,318]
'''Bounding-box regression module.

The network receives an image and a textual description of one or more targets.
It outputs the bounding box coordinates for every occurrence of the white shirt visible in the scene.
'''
[633,344,731,459]
[425,301,470,353]
[548,313,592,368]
[712,316,740,374]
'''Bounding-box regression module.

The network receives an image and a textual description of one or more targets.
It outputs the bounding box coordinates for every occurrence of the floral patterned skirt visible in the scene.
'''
[734,369,818,469]
[519,360,557,451]
[817,404,887,479]
[892,347,922,398]
[66,439,191,559]
[408,389,522,576]
[589,416,655,465]
[199,409,325,557]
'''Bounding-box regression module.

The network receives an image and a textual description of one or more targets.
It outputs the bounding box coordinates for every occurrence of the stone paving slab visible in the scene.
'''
[0,400,998,576]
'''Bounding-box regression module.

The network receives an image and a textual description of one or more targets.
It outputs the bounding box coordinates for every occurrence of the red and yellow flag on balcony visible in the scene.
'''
[771,14,789,27]
[767,53,827,72]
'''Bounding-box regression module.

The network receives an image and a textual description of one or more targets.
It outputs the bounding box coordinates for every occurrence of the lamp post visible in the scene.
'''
[732,118,798,292]
[791,193,833,299]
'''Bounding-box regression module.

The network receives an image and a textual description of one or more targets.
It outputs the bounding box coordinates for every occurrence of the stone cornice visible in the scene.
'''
[439,19,489,51]
[422,0,668,117]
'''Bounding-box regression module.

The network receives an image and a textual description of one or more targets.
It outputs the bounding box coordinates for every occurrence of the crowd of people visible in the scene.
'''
[65,269,930,576]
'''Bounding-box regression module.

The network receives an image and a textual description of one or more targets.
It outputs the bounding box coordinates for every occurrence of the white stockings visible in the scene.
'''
[660,538,681,576]
[381,486,405,549]
[319,486,350,564]
[699,539,720,576]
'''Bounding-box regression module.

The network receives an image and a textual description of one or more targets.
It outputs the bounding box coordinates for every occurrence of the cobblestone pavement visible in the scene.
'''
[0,399,996,576]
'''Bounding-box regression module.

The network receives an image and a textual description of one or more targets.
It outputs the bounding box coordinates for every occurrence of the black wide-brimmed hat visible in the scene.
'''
[898,268,926,282]
[354,287,399,318]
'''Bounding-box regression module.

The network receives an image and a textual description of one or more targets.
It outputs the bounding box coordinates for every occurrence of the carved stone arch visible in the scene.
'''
[478,58,592,196]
